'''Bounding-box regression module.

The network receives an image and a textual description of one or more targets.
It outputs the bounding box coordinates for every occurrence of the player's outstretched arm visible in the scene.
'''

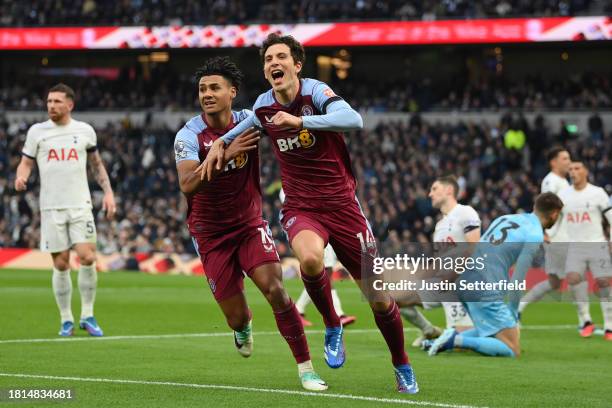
[88,151,116,220]
[15,155,34,191]
[301,99,363,131]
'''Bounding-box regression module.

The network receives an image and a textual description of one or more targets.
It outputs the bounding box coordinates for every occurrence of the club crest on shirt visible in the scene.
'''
[208,278,216,293]
[301,105,314,116]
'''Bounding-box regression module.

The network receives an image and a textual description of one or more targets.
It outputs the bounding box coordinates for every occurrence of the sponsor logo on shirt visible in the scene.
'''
[276,129,316,152]
[47,148,79,162]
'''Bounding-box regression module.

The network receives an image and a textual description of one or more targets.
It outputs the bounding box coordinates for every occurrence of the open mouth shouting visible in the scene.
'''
[270,69,284,85]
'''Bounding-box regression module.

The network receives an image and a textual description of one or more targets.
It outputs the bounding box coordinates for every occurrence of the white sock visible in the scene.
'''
[400,306,434,334]
[519,280,553,313]
[78,263,97,319]
[331,289,345,316]
[52,268,73,323]
[598,286,612,331]
[298,360,314,376]
[570,281,592,326]
[295,289,311,315]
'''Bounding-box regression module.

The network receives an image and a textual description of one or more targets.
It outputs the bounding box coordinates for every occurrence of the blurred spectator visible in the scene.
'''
[0,0,598,27]
[2,113,609,256]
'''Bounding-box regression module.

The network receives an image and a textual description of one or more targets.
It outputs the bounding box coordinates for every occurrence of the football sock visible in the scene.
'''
[374,302,409,366]
[598,286,612,331]
[295,289,311,315]
[519,280,552,313]
[301,269,341,328]
[570,281,592,327]
[297,360,315,376]
[331,289,345,316]
[274,302,310,364]
[78,263,97,319]
[52,267,73,323]
[400,306,434,334]
[455,335,515,357]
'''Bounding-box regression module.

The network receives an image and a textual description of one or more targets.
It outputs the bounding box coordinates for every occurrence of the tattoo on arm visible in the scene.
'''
[88,152,113,194]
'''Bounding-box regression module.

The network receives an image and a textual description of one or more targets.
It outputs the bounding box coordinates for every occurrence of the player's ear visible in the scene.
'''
[67,99,74,111]
[295,61,302,76]
[230,86,237,99]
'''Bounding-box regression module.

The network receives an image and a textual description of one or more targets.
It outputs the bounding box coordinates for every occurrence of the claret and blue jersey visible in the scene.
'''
[219,78,363,211]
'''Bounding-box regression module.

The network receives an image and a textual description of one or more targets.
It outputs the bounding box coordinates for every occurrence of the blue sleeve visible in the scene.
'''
[301,99,363,131]
[220,112,260,144]
[174,128,200,163]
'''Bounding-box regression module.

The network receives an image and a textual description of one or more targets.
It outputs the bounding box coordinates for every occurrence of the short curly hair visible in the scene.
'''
[194,56,244,90]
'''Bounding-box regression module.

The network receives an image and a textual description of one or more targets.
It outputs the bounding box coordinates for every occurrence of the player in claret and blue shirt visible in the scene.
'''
[199,35,418,394]
[427,193,564,358]
[174,57,326,392]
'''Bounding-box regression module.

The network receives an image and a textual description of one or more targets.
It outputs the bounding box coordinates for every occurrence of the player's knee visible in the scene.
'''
[79,251,97,266]
[53,259,70,271]
[299,252,324,275]
[566,273,582,286]
[266,281,290,308]
[369,300,392,313]
[52,253,70,270]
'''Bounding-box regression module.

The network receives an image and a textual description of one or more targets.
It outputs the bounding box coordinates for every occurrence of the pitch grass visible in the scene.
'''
[0,268,610,408]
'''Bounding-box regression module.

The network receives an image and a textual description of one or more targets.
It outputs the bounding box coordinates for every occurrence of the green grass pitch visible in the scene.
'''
[0,268,610,407]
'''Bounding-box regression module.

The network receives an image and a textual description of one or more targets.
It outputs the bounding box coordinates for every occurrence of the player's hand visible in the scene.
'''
[224,128,260,161]
[14,177,28,191]
[271,112,303,129]
[102,193,116,220]
[194,139,225,182]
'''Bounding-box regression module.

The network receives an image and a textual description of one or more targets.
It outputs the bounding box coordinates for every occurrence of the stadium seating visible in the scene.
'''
[2,113,609,256]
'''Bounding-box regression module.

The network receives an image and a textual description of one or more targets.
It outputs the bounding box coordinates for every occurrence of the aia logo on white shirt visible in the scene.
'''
[566,211,592,223]
[47,148,78,162]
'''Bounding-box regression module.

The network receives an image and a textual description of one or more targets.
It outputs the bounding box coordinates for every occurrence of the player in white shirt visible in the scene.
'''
[518,147,595,333]
[559,160,612,340]
[279,189,356,327]
[400,176,481,347]
[14,83,116,337]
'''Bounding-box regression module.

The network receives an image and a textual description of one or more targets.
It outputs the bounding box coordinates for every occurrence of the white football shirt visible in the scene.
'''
[433,204,481,244]
[541,171,570,242]
[22,119,96,210]
[559,184,610,242]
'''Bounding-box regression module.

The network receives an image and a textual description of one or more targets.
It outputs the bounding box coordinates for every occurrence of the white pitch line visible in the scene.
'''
[0,325,576,345]
[0,373,484,408]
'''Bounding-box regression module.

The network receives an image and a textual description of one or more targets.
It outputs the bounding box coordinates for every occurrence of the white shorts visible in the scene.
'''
[544,242,569,277]
[564,243,612,279]
[40,208,96,253]
[323,244,337,269]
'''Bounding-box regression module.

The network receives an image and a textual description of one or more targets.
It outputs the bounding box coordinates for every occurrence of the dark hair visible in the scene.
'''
[260,33,306,67]
[194,56,244,90]
[436,175,459,198]
[48,83,75,100]
[546,146,568,163]
[534,192,564,215]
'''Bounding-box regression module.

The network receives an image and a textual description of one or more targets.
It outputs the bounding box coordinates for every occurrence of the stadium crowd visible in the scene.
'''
[0,0,597,27]
[2,70,611,112]
[2,111,609,258]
